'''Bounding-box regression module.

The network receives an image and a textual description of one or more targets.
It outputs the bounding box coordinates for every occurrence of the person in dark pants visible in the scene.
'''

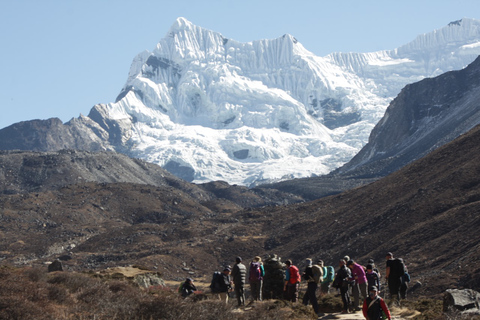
[231,256,247,307]
[400,263,410,299]
[248,256,265,301]
[333,259,352,314]
[302,258,320,315]
[385,252,405,303]
[212,268,232,304]
[283,259,301,302]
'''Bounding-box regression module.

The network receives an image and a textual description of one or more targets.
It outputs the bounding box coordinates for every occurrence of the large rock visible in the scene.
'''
[48,259,63,272]
[443,289,480,312]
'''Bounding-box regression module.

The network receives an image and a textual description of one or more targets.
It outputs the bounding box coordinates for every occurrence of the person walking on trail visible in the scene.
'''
[347,259,368,311]
[385,252,405,303]
[362,286,391,320]
[367,259,381,279]
[400,262,410,299]
[283,259,301,302]
[249,256,265,301]
[332,259,352,314]
[302,258,322,315]
[231,256,247,307]
[366,264,381,293]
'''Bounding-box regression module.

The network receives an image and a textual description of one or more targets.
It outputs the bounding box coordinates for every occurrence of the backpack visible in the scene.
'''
[288,265,301,284]
[209,271,222,293]
[324,266,334,282]
[312,265,323,283]
[390,258,406,278]
[249,262,263,282]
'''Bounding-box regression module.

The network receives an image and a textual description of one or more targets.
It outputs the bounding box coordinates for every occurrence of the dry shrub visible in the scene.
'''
[0,268,56,320]
[47,272,97,293]
[25,267,47,282]
[317,293,344,312]
[47,285,70,304]
[0,266,329,319]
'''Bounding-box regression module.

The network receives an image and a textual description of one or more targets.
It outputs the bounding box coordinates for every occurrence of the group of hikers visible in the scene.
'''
[179,252,410,319]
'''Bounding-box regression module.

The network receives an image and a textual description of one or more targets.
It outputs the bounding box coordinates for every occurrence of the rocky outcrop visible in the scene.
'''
[0,149,190,195]
[338,55,480,178]
[0,117,112,152]
[444,289,480,313]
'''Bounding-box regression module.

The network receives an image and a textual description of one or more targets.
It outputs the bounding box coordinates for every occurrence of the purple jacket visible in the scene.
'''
[351,263,367,284]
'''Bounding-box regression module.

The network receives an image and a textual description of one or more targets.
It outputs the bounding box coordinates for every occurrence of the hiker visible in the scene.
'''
[400,262,410,299]
[262,254,285,299]
[249,256,265,301]
[332,259,352,314]
[302,258,322,315]
[211,267,232,304]
[385,252,405,302]
[347,259,368,311]
[367,258,381,279]
[231,256,247,306]
[319,260,334,295]
[362,286,391,320]
[283,259,301,302]
[180,278,197,298]
[366,264,381,293]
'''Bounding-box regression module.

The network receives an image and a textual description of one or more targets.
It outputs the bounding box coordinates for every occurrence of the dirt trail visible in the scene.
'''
[317,307,419,319]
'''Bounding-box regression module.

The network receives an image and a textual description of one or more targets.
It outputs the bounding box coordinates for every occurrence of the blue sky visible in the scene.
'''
[1,0,480,129]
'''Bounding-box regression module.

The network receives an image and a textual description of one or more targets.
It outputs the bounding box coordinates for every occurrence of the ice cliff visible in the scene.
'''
[80,18,480,185]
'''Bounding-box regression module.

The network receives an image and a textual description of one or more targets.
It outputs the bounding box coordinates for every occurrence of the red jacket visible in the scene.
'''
[286,265,301,284]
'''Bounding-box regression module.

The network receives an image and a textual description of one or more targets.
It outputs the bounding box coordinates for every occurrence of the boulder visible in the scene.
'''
[48,259,63,272]
[134,272,165,288]
[443,289,480,312]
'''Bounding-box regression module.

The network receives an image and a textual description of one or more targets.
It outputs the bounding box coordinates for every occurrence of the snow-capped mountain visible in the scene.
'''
[3,18,480,186]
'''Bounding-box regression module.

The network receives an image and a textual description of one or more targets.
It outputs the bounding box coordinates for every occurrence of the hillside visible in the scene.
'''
[257,124,480,297]
[1,124,479,298]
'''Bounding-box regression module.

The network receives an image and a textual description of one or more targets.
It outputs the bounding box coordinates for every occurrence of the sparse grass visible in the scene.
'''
[2,266,478,320]
[399,299,444,319]
[389,298,480,320]
[0,267,316,319]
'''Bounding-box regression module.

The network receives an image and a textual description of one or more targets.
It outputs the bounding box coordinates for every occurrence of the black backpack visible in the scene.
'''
[209,271,222,293]
[390,258,405,278]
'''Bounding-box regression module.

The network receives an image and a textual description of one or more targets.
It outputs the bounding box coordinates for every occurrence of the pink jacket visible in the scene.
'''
[351,263,367,284]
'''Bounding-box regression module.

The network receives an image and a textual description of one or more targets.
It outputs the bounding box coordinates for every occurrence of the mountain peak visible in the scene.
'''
[170,17,195,32]
[448,19,463,27]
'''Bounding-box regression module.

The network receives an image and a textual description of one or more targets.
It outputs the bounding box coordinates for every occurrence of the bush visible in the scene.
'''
[317,293,344,312]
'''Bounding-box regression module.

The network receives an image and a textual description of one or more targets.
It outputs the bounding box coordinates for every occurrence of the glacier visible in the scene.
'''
[89,17,480,186]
